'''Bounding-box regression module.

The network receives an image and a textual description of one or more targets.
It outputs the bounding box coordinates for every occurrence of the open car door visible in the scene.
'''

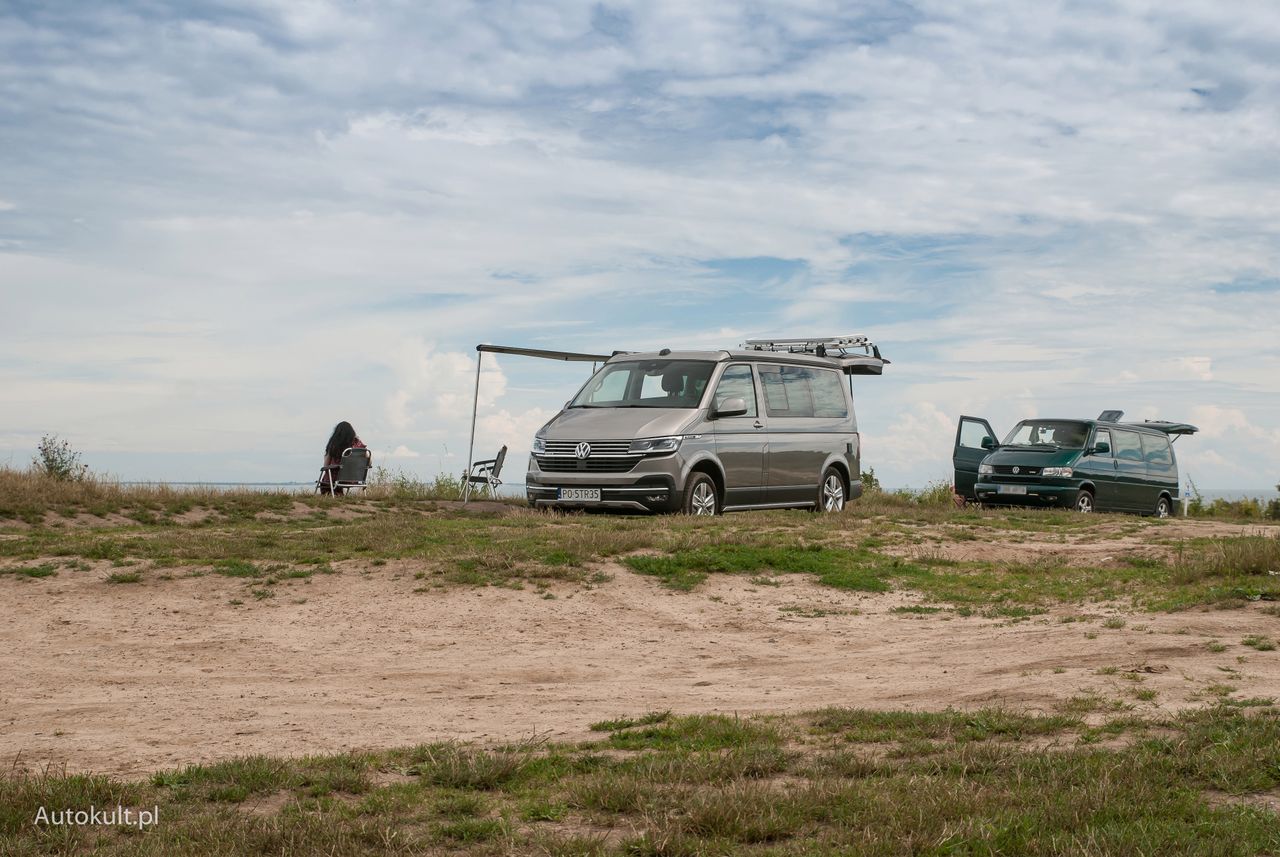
[954,416,997,500]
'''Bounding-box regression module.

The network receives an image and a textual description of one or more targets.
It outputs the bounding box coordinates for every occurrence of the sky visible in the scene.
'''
[1,0,1278,490]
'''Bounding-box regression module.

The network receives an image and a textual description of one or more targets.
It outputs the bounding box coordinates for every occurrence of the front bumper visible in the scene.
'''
[526,454,682,513]
[974,480,1078,506]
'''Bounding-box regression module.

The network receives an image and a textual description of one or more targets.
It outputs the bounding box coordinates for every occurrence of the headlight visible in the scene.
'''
[629,436,682,454]
[978,463,994,475]
[532,437,546,455]
[1042,467,1073,477]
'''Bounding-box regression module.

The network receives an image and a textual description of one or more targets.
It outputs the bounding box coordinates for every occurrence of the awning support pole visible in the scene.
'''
[462,351,482,504]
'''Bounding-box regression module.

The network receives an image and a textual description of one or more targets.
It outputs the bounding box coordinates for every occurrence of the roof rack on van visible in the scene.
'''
[740,335,889,376]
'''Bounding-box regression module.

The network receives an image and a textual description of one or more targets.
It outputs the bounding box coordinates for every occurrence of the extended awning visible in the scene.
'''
[476,344,615,362]
[464,344,616,502]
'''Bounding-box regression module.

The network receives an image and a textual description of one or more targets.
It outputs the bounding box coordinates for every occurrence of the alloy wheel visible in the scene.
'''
[1076,492,1094,513]
[1156,498,1171,518]
[691,482,717,516]
[822,474,845,512]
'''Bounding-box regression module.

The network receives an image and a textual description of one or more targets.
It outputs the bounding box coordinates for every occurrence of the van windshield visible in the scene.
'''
[570,360,715,409]
[1002,420,1089,449]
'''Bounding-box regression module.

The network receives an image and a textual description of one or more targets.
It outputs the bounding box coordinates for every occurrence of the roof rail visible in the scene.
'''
[740,335,889,376]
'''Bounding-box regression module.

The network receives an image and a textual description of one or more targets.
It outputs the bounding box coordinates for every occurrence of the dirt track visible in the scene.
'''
[4,549,1280,778]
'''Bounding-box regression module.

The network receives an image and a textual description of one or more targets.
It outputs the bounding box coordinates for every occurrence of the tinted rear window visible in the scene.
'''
[809,369,849,418]
[1141,433,1173,467]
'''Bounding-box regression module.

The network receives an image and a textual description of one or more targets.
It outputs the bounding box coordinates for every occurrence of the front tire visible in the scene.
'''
[1155,496,1172,518]
[682,473,719,516]
[817,468,846,513]
[1073,489,1095,513]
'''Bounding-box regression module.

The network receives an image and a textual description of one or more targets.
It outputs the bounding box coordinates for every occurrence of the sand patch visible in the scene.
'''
[4,559,1280,778]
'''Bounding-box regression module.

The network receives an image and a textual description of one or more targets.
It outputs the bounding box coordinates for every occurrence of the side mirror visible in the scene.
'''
[714,397,748,419]
[980,436,996,450]
[1091,441,1110,455]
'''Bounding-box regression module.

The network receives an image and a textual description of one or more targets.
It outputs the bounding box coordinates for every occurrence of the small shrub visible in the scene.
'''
[860,467,882,492]
[32,435,88,482]
[1242,636,1277,652]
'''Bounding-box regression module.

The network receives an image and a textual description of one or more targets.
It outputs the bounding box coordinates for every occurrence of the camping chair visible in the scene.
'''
[462,445,506,502]
[316,447,372,496]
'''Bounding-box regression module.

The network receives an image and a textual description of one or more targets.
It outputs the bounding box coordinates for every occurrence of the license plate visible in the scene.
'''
[998,485,1028,495]
[558,488,601,502]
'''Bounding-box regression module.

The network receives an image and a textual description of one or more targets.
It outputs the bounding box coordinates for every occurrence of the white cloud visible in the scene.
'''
[1,1,1278,487]
[862,401,956,488]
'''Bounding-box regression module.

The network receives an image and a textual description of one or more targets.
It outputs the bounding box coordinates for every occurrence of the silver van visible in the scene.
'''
[525,337,888,515]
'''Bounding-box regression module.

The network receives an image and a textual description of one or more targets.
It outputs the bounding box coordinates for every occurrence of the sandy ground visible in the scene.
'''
[3,546,1280,778]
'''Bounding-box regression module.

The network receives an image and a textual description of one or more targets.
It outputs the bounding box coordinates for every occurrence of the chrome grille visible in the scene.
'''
[542,440,634,457]
[537,458,639,473]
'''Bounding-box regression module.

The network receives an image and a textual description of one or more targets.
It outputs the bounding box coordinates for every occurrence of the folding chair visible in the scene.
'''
[462,445,506,502]
[316,447,372,495]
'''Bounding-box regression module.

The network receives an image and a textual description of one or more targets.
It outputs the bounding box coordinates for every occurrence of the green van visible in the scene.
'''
[952,411,1197,516]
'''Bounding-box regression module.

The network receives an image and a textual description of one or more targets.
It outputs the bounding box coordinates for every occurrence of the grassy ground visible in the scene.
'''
[6,472,1280,853]
[2,468,1278,613]
[5,705,1280,855]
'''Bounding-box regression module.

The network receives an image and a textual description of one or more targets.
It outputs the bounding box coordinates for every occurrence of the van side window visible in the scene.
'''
[760,368,788,415]
[713,365,757,418]
[960,420,993,449]
[760,366,815,418]
[1113,430,1143,462]
[1141,433,1173,468]
[810,368,849,418]
[1093,429,1113,455]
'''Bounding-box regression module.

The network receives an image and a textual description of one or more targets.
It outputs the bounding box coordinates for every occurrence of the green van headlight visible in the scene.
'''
[979,463,994,475]
[1042,467,1073,477]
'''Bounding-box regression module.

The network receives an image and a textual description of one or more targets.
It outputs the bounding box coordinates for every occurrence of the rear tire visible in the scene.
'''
[1155,496,1172,518]
[682,473,719,516]
[1073,489,1095,513]
[817,467,846,513]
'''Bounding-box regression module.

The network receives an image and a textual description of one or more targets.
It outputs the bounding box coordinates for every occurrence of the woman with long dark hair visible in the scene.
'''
[319,421,367,495]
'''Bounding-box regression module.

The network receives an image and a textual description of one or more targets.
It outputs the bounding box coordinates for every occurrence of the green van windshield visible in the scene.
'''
[1002,420,1089,449]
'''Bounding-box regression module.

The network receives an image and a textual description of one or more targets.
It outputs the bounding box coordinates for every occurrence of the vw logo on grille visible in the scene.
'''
[575,442,592,459]
[1012,466,1020,474]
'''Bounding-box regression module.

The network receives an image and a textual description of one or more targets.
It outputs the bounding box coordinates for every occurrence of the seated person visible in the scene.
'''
[319,421,367,495]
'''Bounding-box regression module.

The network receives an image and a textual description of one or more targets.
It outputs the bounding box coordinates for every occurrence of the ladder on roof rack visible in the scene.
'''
[740,335,889,375]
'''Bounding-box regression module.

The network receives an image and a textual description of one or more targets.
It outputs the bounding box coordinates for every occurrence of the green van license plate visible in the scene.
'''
[998,485,1028,495]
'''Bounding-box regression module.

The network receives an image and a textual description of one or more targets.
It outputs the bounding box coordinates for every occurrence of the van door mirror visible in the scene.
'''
[714,397,748,419]
[980,436,996,450]
[1091,441,1110,455]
